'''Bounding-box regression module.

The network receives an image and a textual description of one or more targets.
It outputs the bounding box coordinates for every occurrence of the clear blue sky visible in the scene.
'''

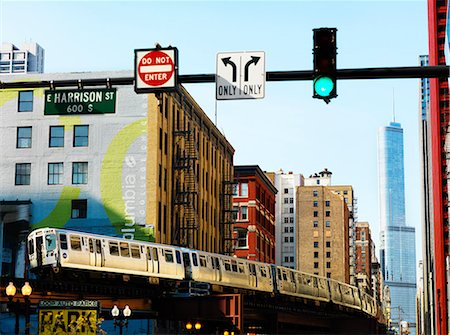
[0,0,428,263]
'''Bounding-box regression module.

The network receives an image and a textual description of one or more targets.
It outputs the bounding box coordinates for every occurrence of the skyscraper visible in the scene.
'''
[378,122,417,334]
[0,42,44,74]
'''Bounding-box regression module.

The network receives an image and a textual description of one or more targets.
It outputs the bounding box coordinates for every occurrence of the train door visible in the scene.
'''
[146,246,159,274]
[88,238,103,267]
[249,263,257,288]
[212,256,221,282]
[182,252,192,280]
[36,235,43,267]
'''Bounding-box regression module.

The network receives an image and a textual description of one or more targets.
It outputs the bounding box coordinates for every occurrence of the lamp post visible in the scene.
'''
[5,281,32,335]
[111,304,131,335]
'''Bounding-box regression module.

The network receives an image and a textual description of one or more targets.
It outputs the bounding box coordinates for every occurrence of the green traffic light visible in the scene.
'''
[314,76,335,97]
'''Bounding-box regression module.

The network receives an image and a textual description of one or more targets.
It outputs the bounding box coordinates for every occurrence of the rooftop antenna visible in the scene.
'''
[392,88,396,123]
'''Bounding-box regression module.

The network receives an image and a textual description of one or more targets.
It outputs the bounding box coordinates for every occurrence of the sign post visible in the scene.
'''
[134,47,178,93]
[216,51,265,100]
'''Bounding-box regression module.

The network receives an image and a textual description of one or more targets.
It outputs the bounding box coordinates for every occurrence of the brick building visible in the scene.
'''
[233,165,277,263]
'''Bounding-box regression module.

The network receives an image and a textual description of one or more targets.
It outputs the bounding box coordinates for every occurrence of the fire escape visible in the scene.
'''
[220,175,236,255]
[172,123,198,249]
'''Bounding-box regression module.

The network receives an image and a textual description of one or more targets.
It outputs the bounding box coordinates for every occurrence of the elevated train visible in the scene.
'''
[27,228,377,317]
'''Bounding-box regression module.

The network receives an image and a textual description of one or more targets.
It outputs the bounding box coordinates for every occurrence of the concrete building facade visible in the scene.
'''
[269,170,304,268]
[0,42,44,74]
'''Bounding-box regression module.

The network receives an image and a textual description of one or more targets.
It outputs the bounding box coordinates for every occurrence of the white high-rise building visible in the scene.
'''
[272,170,304,268]
[0,42,44,74]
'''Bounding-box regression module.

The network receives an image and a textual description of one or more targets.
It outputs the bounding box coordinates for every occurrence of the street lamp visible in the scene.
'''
[5,281,32,335]
[111,304,131,335]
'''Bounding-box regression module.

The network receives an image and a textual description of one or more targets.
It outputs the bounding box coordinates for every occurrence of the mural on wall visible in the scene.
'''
[0,81,153,241]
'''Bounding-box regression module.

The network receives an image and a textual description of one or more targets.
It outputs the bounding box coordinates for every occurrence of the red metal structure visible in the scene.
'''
[429,0,449,334]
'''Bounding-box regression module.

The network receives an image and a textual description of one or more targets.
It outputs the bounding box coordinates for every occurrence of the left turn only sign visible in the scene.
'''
[134,47,178,93]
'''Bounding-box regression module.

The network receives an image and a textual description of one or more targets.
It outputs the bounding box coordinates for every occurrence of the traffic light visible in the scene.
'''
[313,28,337,103]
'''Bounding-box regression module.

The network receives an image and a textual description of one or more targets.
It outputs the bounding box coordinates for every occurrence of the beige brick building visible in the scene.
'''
[296,185,350,283]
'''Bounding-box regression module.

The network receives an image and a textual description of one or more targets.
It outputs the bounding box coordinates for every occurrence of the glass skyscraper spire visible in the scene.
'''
[378,122,417,334]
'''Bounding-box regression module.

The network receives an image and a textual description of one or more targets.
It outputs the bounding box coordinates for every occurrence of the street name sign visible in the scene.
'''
[216,51,265,100]
[134,47,178,93]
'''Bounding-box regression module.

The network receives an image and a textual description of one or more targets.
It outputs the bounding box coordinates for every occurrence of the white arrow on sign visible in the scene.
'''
[216,51,265,100]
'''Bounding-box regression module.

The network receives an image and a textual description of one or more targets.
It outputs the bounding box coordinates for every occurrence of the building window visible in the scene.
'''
[49,126,64,147]
[284,227,289,233]
[313,221,318,228]
[289,217,294,223]
[240,206,248,220]
[284,188,289,194]
[48,163,64,185]
[284,256,289,262]
[289,236,294,242]
[18,91,33,112]
[314,241,319,248]
[15,163,31,185]
[17,127,32,148]
[289,256,294,262]
[284,198,289,204]
[284,237,289,243]
[316,179,320,185]
[313,190,318,197]
[313,201,318,207]
[289,207,294,213]
[326,241,331,248]
[314,251,319,258]
[240,182,248,197]
[313,211,318,217]
[326,221,331,227]
[314,262,319,268]
[326,262,331,268]
[289,227,294,233]
[289,198,294,203]
[72,162,88,184]
[73,125,89,147]
[325,200,330,207]
[325,211,331,217]
[232,206,238,221]
[236,228,248,248]
[326,272,331,278]
[71,199,87,219]
[326,251,331,258]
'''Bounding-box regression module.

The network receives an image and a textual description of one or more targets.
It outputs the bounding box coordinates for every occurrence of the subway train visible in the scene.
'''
[27,227,377,317]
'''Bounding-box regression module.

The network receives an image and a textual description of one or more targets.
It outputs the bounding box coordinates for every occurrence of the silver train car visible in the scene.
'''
[27,228,377,317]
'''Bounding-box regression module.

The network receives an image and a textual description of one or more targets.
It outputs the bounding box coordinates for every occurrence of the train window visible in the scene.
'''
[147,247,152,260]
[224,262,231,271]
[192,253,198,266]
[109,242,119,256]
[277,268,282,280]
[153,248,159,261]
[59,234,68,250]
[175,251,182,264]
[89,240,94,253]
[120,242,130,257]
[238,263,245,274]
[130,244,140,259]
[199,255,207,267]
[70,236,82,251]
[260,267,267,277]
[28,239,35,255]
[282,271,288,281]
[213,257,220,270]
[96,240,101,254]
[290,271,295,282]
[231,261,238,272]
[165,250,174,263]
[46,234,56,251]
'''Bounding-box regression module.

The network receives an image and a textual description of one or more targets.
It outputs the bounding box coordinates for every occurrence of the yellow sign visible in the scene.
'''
[38,309,97,335]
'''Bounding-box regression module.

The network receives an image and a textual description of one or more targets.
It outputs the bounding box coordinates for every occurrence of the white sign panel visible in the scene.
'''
[216,51,265,100]
[134,47,178,93]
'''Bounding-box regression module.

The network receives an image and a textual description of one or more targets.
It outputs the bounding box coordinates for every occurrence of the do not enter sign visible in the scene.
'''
[134,47,178,93]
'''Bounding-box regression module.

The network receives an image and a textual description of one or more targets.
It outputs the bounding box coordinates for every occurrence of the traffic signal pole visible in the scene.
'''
[0,66,448,90]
